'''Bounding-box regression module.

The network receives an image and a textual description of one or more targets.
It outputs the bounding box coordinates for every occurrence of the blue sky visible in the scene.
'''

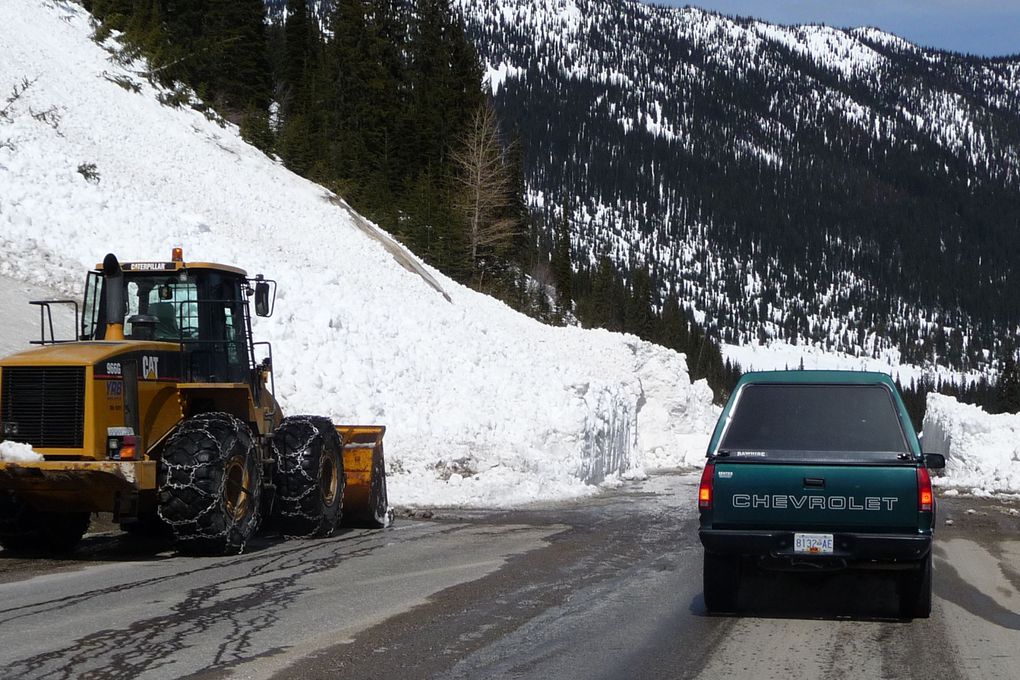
[661,1,1020,57]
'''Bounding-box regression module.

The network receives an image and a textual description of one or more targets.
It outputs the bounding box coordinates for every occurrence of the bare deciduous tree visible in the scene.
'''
[451,100,519,281]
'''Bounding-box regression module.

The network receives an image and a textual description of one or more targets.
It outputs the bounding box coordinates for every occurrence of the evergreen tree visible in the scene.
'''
[550,199,573,315]
[626,269,655,339]
[281,0,314,116]
[996,344,1020,414]
[203,0,272,115]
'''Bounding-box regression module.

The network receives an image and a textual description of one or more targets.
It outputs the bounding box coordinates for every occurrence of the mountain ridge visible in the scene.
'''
[457,0,1020,375]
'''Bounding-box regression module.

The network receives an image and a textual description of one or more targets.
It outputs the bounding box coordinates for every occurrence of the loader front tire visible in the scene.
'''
[157,412,262,555]
[272,416,344,537]
[0,492,90,554]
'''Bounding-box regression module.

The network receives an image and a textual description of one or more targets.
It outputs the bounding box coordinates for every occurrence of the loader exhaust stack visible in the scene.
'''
[102,253,125,340]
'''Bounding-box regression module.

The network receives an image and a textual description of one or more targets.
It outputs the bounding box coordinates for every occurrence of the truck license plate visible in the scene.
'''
[794,533,834,554]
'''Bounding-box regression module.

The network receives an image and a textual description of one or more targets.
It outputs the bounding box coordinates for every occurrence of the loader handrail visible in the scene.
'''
[29,300,80,345]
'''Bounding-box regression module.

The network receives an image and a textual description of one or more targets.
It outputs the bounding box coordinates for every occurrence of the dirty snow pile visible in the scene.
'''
[922,394,1020,496]
[0,1,717,508]
[0,441,43,463]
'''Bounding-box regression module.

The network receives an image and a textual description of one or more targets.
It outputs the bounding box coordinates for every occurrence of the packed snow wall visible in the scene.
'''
[922,394,1020,496]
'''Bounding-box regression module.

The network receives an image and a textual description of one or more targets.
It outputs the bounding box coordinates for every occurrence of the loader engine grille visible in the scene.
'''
[1,366,86,449]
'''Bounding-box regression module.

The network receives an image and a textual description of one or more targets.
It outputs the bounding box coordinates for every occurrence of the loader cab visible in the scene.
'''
[81,253,275,388]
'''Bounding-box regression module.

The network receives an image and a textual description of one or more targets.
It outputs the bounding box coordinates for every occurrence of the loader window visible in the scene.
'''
[123,278,199,341]
[89,273,199,341]
[81,271,102,340]
[183,273,253,384]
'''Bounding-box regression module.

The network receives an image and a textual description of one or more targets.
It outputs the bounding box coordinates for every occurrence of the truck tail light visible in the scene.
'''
[917,467,933,512]
[699,463,715,509]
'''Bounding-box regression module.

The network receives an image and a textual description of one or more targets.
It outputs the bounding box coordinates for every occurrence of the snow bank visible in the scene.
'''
[0,1,714,508]
[0,441,43,463]
[922,394,1020,496]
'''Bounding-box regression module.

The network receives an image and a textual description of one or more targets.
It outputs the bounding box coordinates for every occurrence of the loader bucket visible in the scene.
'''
[335,425,390,527]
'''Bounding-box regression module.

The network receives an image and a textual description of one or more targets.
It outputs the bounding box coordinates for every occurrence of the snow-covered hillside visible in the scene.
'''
[0,0,717,508]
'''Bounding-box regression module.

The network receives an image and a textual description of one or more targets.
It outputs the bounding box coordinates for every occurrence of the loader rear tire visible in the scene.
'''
[272,416,344,537]
[157,412,262,555]
[0,493,90,554]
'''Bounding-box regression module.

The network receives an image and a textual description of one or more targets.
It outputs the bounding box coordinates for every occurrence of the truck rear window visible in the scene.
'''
[720,384,908,454]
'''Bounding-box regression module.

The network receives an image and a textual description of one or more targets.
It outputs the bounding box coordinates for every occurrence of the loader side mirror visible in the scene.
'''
[253,276,275,317]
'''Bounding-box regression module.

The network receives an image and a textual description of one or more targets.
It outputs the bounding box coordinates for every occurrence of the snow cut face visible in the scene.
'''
[923,394,1020,497]
[0,1,714,508]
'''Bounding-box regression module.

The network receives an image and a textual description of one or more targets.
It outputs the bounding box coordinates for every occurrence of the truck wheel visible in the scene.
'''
[0,493,90,554]
[703,552,741,613]
[157,412,262,555]
[898,553,932,619]
[272,416,344,537]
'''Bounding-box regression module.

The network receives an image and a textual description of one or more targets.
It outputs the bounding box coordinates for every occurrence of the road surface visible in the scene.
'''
[0,473,1016,679]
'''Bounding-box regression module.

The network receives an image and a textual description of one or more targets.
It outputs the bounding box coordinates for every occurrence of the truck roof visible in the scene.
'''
[735,370,897,388]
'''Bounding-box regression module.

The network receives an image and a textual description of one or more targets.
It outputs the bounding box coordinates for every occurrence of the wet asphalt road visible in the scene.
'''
[0,473,1016,680]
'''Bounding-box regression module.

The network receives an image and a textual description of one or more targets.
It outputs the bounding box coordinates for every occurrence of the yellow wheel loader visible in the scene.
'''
[0,250,389,555]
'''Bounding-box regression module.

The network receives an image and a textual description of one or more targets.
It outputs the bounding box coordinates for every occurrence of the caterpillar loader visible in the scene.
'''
[0,249,389,555]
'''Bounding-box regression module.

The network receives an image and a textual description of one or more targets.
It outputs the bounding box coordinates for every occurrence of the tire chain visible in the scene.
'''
[271,415,343,538]
[157,412,261,553]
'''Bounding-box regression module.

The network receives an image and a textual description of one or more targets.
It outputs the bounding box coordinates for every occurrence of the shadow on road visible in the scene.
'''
[691,567,909,622]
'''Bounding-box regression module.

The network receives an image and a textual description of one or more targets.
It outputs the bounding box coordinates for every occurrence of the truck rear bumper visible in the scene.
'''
[700,529,931,564]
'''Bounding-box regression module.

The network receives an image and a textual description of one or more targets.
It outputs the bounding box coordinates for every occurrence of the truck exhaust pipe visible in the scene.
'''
[103,253,125,340]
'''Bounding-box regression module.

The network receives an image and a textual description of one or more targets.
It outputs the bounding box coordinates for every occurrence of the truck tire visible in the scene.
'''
[0,492,90,554]
[898,553,932,619]
[703,552,741,613]
[272,416,344,537]
[157,412,262,555]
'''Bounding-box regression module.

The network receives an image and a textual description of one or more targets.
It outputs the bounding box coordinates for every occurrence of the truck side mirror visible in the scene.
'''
[923,453,946,470]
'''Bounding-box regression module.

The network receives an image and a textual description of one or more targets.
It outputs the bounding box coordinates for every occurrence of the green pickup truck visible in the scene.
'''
[698,370,945,618]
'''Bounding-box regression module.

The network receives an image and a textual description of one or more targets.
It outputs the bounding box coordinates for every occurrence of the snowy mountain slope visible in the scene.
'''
[0,0,717,508]
[457,0,1020,376]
